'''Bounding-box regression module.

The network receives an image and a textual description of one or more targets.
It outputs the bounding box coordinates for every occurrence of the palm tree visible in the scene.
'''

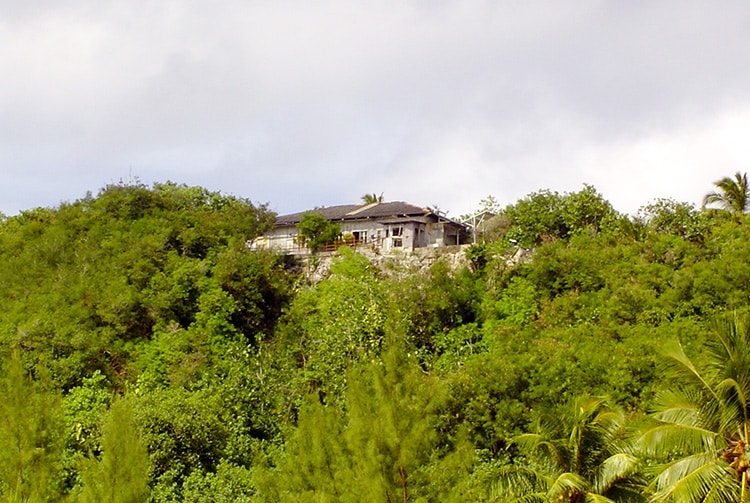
[636,312,750,502]
[492,396,643,502]
[361,193,384,205]
[703,171,749,215]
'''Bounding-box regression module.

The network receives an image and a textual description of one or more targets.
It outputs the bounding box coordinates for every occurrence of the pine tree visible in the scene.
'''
[0,352,64,502]
[262,395,350,502]
[78,397,150,503]
[344,346,439,502]
[260,341,469,502]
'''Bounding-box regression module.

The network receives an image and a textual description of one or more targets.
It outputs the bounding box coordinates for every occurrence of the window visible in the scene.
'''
[393,238,402,247]
[392,226,403,236]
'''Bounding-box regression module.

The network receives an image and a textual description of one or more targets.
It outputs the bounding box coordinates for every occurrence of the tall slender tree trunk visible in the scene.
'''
[400,465,408,503]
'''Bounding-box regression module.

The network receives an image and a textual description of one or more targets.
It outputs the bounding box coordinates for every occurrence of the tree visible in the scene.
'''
[296,212,341,253]
[134,386,231,499]
[0,352,65,502]
[636,313,750,502]
[78,397,150,503]
[275,246,387,400]
[258,343,471,502]
[493,396,643,502]
[257,394,350,502]
[703,171,749,215]
[361,193,384,204]
[560,184,619,237]
[502,185,619,247]
[637,198,706,239]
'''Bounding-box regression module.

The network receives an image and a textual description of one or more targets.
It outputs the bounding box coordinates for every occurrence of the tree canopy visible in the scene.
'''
[361,192,384,204]
[703,171,750,215]
[2,177,750,501]
[296,211,341,252]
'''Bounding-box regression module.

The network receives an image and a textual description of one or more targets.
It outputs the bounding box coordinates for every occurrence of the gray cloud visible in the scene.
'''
[1,0,749,217]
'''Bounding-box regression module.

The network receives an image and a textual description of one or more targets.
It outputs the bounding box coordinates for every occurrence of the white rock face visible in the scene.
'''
[298,244,473,283]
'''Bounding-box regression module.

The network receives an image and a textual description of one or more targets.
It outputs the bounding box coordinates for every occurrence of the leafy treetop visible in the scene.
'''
[296,211,341,253]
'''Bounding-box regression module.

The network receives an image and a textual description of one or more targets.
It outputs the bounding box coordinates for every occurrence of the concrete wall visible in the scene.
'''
[256,219,467,254]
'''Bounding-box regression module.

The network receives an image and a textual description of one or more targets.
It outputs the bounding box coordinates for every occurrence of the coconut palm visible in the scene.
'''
[361,192,384,204]
[637,313,750,502]
[492,396,644,502]
[703,171,749,215]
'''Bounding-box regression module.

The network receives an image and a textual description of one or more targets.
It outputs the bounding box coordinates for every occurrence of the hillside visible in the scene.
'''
[1,180,750,501]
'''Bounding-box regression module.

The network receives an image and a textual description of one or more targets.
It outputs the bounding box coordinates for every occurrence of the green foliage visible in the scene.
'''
[5,179,750,500]
[389,259,481,353]
[0,353,65,502]
[703,171,749,215]
[432,323,483,371]
[258,394,349,502]
[0,181,287,391]
[493,396,644,502]
[181,461,254,503]
[638,198,706,239]
[440,348,529,454]
[465,243,490,271]
[273,247,387,400]
[296,211,341,252]
[481,275,538,325]
[134,386,231,499]
[503,185,619,246]
[77,397,150,503]
[213,245,291,339]
[0,181,290,499]
[259,343,472,502]
[343,347,444,502]
[361,192,384,204]
[560,183,620,237]
[636,312,750,502]
[61,370,111,488]
[526,235,606,297]
[504,189,565,246]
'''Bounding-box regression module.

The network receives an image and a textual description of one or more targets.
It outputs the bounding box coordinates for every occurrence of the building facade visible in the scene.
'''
[254,201,470,254]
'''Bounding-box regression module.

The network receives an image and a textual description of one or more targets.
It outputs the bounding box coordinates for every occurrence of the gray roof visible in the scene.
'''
[275,201,436,226]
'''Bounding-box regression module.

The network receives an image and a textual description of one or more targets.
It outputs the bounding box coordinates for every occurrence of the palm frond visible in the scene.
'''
[701,470,742,503]
[511,432,545,448]
[703,171,749,213]
[491,465,551,502]
[636,421,720,458]
[592,452,640,494]
[584,493,617,503]
[707,314,750,374]
[502,494,548,503]
[604,482,651,503]
[548,471,590,499]
[703,190,725,208]
[511,433,567,472]
[592,409,627,438]
[642,312,750,502]
[660,340,721,402]
[716,377,750,435]
[650,453,733,502]
[651,390,704,427]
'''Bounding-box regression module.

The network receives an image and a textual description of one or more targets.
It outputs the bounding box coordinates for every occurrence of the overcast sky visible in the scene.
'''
[2,1,749,218]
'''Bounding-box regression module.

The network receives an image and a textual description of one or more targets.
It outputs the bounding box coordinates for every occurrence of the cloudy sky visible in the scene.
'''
[2,1,749,218]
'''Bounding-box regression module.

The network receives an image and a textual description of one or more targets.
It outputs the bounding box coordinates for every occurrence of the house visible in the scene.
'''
[254,201,471,254]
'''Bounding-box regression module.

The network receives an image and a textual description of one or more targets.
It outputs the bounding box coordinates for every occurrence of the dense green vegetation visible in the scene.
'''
[2,178,750,501]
